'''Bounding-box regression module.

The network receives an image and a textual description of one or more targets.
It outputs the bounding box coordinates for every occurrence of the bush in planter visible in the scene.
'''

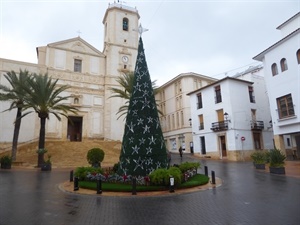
[269,148,286,175]
[251,151,269,169]
[269,148,286,168]
[87,148,105,167]
[0,155,12,169]
[41,154,52,171]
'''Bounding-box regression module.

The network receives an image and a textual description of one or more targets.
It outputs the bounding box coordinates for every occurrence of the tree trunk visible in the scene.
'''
[11,107,22,161]
[37,116,46,167]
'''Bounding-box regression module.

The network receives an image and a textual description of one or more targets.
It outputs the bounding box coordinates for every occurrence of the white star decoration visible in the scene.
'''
[146,146,152,155]
[149,136,156,145]
[133,157,144,171]
[137,118,144,125]
[129,137,134,144]
[139,138,146,145]
[143,125,150,134]
[127,122,135,133]
[132,145,140,155]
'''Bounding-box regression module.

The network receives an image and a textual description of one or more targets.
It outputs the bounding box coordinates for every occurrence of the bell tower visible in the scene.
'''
[103,2,140,77]
[102,2,140,141]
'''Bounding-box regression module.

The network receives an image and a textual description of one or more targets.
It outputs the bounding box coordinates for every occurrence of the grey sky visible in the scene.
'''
[0,0,299,85]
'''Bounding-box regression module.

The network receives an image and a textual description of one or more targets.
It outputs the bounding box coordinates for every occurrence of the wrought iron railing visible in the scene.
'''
[211,121,228,131]
[251,121,264,130]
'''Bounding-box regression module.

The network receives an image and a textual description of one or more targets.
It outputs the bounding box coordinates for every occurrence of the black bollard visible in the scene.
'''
[204,166,208,176]
[70,170,74,182]
[96,179,102,194]
[132,177,137,195]
[211,171,216,184]
[74,177,79,191]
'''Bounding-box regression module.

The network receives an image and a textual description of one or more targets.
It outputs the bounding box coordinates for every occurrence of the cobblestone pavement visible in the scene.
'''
[1,154,300,225]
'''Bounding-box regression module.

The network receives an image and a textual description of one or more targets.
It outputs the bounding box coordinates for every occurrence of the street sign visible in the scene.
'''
[241,136,246,141]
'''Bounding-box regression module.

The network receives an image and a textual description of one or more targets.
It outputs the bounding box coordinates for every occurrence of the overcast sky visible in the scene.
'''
[0,0,299,85]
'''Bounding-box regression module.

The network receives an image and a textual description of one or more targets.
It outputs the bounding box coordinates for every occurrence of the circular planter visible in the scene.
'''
[269,167,285,175]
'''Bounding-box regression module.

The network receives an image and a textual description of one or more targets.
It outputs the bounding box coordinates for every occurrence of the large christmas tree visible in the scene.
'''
[118,36,168,176]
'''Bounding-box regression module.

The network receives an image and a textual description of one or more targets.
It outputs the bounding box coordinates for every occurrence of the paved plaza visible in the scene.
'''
[0,154,300,225]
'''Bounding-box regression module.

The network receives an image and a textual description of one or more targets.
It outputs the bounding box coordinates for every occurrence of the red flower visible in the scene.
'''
[123,174,128,182]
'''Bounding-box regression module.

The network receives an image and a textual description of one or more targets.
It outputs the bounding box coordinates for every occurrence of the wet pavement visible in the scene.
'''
[1,154,300,225]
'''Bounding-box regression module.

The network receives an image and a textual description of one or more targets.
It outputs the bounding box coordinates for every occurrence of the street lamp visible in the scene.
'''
[224,112,231,123]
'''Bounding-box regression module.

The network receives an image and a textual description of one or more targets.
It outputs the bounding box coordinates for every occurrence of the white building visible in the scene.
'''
[188,68,274,161]
[156,72,217,153]
[0,3,140,149]
[253,12,300,159]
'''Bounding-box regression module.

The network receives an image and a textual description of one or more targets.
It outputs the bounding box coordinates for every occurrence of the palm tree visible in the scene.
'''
[109,72,162,119]
[23,73,78,167]
[0,70,32,161]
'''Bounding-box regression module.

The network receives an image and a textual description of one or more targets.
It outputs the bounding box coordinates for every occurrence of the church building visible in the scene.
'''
[0,3,140,147]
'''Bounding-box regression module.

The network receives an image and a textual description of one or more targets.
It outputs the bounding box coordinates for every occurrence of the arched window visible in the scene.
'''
[296,49,300,64]
[123,18,129,31]
[280,58,288,72]
[271,63,278,76]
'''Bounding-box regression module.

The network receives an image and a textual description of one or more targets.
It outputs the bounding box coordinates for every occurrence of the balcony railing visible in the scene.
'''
[199,123,204,130]
[251,121,264,130]
[211,121,228,131]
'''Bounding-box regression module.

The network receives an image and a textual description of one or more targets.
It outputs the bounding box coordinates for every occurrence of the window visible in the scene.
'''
[198,114,204,130]
[181,111,184,127]
[215,85,222,103]
[248,86,255,103]
[297,49,300,64]
[74,59,82,72]
[271,63,278,76]
[123,18,129,31]
[197,93,203,109]
[280,58,288,72]
[277,94,295,119]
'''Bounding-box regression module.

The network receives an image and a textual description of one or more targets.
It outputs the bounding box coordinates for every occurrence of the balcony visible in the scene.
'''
[251,121,264,130]
[211,121,228,132]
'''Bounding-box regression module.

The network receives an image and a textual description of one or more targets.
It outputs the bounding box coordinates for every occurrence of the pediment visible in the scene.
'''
[47,37,104,57]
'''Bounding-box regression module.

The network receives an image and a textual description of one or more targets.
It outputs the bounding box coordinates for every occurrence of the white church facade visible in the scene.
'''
[0,3,140,148]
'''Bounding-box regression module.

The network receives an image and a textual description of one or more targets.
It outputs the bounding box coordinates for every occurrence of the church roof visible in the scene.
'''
[44,36,104,56]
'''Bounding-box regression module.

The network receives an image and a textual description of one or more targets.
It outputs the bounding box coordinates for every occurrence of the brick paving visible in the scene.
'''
[0,154,299,225]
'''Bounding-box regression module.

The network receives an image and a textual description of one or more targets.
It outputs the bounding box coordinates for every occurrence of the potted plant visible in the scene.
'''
[0,155,12,169]
[41,154,52,171]
[250,151,267,170]
[87,148,105,168]
[269,148,286,174]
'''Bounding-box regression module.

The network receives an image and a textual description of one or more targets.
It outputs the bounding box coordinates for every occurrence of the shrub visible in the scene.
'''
[269,148,286,168]
[87,148,105,167]
[179,162,200,173]
[74,167,103,181]
[149,167,183,186]
[250,151,267,164]
[168,166,182,185]
[149,168,169,186]
[0,155,12,165]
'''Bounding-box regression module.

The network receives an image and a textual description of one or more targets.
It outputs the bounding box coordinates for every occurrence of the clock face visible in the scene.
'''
[122,56,128,62]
